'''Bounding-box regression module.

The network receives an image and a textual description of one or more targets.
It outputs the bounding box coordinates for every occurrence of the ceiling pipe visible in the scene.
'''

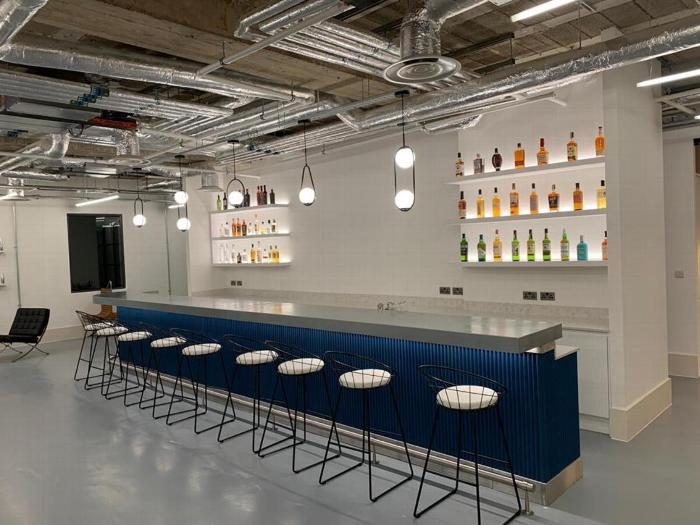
[0,169,69,181]
[0,0,48,46]
[0,35,316,102]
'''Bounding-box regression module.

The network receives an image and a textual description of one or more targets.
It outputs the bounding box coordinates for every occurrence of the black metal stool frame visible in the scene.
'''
[73,311,111,382]
[137,323,177,417]
[217,334,277,452]
[82,316,127,394]
[413,365,522,525]
[165,329,234,435]
[318,351,414,502]
[103,320,146,404]
[257,340,342,474]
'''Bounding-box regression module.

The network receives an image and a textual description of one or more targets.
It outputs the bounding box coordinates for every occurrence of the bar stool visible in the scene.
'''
[165,329,233,434]
[413,365,521,524]
[138,325,185,418]
[103,322,150,405]
[83,318,129,394]
[73,311,113,382]
[319,352,414,502]
[257,341,341,474]
[217,334,278,451]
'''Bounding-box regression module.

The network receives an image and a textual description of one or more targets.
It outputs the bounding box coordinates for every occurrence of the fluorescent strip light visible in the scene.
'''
[637,68,700,87]
[168,203,185,209]
[511,0,577,23]
[75,194,120,207]
[694,115,700,120]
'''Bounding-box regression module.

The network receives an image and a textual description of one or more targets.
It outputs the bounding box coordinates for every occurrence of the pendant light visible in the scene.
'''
[173,156,189,205]
[175,155,191,232]
[225,139,246,207]
[393,89,415,211]
[298,118,316,206]
[132,175,146,227]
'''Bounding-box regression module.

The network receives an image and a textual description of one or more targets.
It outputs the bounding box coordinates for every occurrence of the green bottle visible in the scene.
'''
[460,234,468,262]
[477,234,486,262]
[511,230,520,262]
[542,228,551,261]
[561,229,570,261]
[527,229,536,262]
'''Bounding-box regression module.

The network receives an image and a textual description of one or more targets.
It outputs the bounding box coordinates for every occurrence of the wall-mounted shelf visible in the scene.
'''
[212,233,290,241]
[210,204,288,215]
[457,208,606,226]
[447,157,605,185]
[461,261,607,268]
[213,262,291,268]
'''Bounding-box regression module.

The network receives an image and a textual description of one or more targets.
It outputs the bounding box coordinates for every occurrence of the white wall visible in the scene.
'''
[0,199,173,333]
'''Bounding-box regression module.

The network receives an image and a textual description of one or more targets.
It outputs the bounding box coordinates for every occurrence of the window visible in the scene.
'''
[67,214,126,293]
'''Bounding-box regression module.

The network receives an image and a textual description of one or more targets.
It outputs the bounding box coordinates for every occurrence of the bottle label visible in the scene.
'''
[530,195,538,212]
[456,161,464,177]
[527,242,535,256]
[561,242,569,260]
[478,246,486,260]
[567,143,578,161]
[473,158,484,174]
[512,244,519,258]
[494,244,502,259]
[510,194,518,208]
[460,246,468,261]
[574,193,583,206]
[549,194,559,209]
[537,151,548,165]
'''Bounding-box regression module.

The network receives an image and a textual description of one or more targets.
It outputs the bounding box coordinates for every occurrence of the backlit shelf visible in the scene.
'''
[211,233,290,241]
[213,262,291,268]
[210,204,288,215]
[461,261,607,268]
[457,208,606,225]
[447,157,605,185]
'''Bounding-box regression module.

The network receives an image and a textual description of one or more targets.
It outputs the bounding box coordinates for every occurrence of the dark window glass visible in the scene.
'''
[67,214,126,293]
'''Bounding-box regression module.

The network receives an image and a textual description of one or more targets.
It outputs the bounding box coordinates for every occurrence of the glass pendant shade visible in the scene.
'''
[229,190,244,206]
[298,119,316,206]
[132,214,146,227]
[174,190,188,205]
[394,146,415,169]
[176,217,191,231]
[394,189,415,211]
[299,186,316,206]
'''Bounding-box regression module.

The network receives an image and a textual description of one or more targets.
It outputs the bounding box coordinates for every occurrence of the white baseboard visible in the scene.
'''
[579,414,610,434]
[42,326,82,343]
[609,378,672,442]
[668,352,699,378]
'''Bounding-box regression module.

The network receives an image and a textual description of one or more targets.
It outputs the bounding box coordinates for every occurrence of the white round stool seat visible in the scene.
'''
[277,357,324,376]
[182,343,222,356]
[436,385,499,411]
[85,322,112,331]
[236,350,278,365]
[117,331,152,342]
[339,368,391,389]
[151,336,186,349]
[96,326,129,337]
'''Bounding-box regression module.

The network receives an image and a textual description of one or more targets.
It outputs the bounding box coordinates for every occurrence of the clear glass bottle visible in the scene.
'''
[573,182,583,211]
[514,142,525,169]
[597,180,607,209]
[567,131,578,162]
[602,231,608,261]
[458,190,467,219]
[548,184,560,212]
[529,183,538,215]
[456,152,465,177]
[537,137,549,165]
[476,189,485,218]
[492,187,501,217]
[595,126,605,157]
[493,229,502,261]
[473,153,484,175]
[509,183,519,216]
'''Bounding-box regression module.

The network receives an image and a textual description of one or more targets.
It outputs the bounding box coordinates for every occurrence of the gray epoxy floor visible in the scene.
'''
[0,340,697,525]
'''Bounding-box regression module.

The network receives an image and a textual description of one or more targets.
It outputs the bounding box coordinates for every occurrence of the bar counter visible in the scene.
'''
[95,292,580,499]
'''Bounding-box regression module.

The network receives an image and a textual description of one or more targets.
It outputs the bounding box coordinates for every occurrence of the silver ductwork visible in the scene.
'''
[114,129,140,157]
[0,130,70,172]
[384,0,488,84]
[1,169,69,181]
[0,0,48,46]
[0,35,315,101]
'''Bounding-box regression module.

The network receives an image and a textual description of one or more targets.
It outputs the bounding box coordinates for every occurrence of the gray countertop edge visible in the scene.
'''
[94,295,563,354]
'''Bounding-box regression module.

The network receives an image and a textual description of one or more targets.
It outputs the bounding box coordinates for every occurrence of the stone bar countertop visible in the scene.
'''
[95,292,562,353]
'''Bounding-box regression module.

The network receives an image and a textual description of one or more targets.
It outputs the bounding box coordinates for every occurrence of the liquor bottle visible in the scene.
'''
[242,219,247,237]
[271,219,277,233]
[274,245,280,263]
[561,229,570,261]
[223,191,228,210]
[492,187,501,217]
[573,182,583,211]
[537,138,549,165]
[595,126,605,157]
[244,189,250,207]
[224,221,230,237]
[493,229,502,262]
[458,191,467,219]
[477,234,486,262]
[250,243,257,263]
[529,183,539,215]
[231,220,236,237]
[256,186,261,206]
[514,142,525,169]
[527,229,536,262]
[511,230,520,262]
[602,230,608,261]
[460,234,468,262]
[456,152,465,178]
[237,251,242,264]
[236,218,242,237]
[473,153,484,175]
[216,194,222,211]
[269,187,276,204]
[567,131,578,162]
[509,183,519,215]
[242,249,249,263]
[597,180,607,209]
[492,148,502,171]
[476,189,485,218]
[267,220,272,234]
[263,185,268,205]
[542,228,551,261]
[263,246,269,263]
[254,214,259,234]
[577,235,588,261]
[548,184,560,212]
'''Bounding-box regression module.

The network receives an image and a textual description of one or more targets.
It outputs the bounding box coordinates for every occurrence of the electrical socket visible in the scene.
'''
[236,280,243,287]
[674,270,685,279]
[439,286,451,295]
[540,291,556,301]
[522,291,537,301]
[452,287,463,296]
[230,280,237,287]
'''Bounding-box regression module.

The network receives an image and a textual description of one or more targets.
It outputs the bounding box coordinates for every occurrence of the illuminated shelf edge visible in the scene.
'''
[447,157,605,185]
[212,262,291,268]
[457,208,607,225]
[461,261,607,268]
[211,233,290,241]
[210,204,289,215]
